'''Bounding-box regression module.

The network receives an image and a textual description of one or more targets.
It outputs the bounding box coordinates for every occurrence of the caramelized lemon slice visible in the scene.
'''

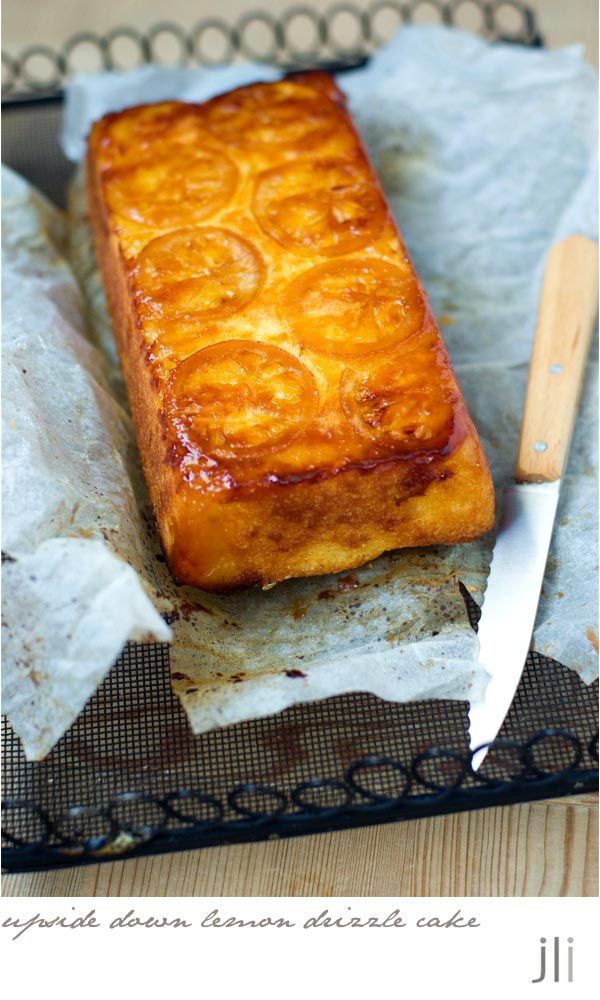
[166,340,319,460]
[341,337,456,453]
[282,259,426,356]
[104,148,238,229]
[135,227,265,323]
[253,159,387,256]
[204,81,338,150]
[95,102,210,169]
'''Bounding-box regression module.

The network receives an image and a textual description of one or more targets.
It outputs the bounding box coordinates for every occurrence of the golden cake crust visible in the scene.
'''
[87,72,494,591]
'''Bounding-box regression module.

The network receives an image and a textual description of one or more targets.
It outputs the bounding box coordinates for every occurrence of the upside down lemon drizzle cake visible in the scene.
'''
[86,72,494,591]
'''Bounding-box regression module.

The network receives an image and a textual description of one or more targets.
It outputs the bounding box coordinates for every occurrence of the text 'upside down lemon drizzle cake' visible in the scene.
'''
[86,72,494,591]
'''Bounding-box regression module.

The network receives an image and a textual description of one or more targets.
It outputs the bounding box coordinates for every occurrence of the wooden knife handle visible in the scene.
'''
[515,235,599,483]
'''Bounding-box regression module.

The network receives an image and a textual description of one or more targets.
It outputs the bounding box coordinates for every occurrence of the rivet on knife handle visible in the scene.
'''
[515,235,599,483]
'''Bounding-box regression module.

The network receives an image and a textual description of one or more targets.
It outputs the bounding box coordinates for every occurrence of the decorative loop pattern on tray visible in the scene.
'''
[1,1,543,99]
[17,45,65,92]
[466,738,527,788]
[54,805,119,855]
[1,799,54,848]
[406,0,452,26]
[228,783,289,821]
[63,32,110,74]
[291,778,355,813]
[3,726,596,864]
[237,12,284,62]
[191,19,239,67]
[324,3,371,55]
[280,6,328,60]
[163,789,224,828]
[521,728,585,779]
[104,26,150,70]
[346,755,413,802]
[412,747,470,795]
[145,22,191,67]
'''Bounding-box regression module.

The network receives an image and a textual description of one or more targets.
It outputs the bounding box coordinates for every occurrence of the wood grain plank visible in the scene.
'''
[3,796,597,898]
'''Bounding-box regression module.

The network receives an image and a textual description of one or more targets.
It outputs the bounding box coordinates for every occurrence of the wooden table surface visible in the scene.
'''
[3,792,598,897]
[3,0,598,898]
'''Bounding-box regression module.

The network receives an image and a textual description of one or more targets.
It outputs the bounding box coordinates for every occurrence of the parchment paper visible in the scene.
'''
[3,26,597,761]
[1,167,172,759]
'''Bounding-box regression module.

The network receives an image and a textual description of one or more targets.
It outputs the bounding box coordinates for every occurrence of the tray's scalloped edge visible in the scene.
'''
[3,727,598,872]
[1,0,543,102]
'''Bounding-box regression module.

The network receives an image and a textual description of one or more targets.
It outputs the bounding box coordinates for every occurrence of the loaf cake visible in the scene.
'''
[86,73,494,591]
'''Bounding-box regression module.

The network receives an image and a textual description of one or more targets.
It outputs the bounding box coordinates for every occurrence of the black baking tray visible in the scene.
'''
[2,1,597,874]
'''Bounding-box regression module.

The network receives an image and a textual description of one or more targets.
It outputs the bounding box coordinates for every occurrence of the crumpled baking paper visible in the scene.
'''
[1,167,172,759]
[3,25,597,761]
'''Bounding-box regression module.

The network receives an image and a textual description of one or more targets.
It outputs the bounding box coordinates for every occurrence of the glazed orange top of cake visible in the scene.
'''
[88,73,467,497]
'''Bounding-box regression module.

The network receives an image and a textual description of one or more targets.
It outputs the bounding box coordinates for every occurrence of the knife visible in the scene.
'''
[469,234,599,770]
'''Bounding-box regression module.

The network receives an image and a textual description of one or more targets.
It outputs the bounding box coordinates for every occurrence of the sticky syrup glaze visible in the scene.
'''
[89,73,469,500]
